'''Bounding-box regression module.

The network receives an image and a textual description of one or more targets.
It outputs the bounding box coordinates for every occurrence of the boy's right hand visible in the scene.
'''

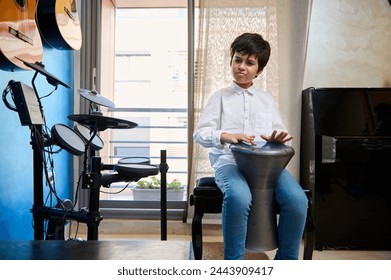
[261,130,293,144]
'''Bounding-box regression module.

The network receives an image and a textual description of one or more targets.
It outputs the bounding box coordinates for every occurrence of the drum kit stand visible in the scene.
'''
[2,58,168,241]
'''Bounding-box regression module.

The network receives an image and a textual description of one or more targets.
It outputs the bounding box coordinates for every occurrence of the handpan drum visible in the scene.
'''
[230,142,295,252]
[51,124,86,156]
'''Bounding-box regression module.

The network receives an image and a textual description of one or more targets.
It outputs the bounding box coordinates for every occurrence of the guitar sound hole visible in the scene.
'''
[16,0,26,8]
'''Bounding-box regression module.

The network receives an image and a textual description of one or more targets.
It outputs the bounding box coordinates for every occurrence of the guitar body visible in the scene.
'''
[0,0,44,71]
[36,0,82,50]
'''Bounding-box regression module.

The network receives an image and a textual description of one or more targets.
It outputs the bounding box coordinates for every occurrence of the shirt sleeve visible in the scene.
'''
[193,92,225,149]
[271,100,287,132]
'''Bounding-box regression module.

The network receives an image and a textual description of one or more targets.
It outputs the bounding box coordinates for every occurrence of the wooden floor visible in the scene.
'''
[76,219,391,260]
[0,220,391,260]
[0,239,192,260]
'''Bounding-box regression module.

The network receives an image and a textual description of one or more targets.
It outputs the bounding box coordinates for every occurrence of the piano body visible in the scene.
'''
[301,87,391,250]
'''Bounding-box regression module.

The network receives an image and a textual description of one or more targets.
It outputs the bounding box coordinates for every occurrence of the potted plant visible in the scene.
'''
[132,176,185,201]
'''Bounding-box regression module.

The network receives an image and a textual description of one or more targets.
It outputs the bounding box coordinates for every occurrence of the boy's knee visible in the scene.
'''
[292,191,308,217]
[224,187,252,210]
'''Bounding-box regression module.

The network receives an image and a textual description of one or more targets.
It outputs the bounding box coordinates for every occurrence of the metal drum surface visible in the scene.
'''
[230,142,294,252]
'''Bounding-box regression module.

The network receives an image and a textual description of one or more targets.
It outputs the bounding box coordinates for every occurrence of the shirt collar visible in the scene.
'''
[230,82,255,96]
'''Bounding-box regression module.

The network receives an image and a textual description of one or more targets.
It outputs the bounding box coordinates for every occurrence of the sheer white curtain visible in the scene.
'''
[78,0,102,207]
[187,0,312,221]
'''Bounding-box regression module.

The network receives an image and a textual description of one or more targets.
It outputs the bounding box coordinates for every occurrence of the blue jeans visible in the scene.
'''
[214,164,308,260]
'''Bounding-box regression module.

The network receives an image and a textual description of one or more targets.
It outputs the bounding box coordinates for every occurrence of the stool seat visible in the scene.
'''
[190,177,222,215]
[194,184,222,198]
[189,176,315,260]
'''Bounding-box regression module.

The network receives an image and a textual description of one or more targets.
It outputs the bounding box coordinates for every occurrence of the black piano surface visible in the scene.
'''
[301,87,391,250]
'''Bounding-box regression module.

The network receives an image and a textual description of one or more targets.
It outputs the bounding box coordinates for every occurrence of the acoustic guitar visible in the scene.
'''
[36,0,82,50]
[0,0,44,71]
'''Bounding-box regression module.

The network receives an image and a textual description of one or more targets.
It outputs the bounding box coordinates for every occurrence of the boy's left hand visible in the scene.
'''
[261,130,293,144]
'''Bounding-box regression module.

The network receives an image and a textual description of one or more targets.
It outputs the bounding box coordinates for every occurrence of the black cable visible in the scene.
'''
[100,182,131,195]
[2,83,17,112]
[73,221,80,240]
[39,85,58,100]
[30,125,62,207]
[71,173,83,211]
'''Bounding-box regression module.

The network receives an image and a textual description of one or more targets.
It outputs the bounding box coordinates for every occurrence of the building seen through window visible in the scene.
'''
[99,8,189,208]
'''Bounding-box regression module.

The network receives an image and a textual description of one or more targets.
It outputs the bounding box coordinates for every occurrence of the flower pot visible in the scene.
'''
[132,187,185,201]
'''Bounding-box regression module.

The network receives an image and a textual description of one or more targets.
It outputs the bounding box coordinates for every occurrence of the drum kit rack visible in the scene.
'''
[2,58,168,241]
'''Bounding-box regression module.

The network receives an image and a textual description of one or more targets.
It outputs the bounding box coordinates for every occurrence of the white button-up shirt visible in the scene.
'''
[193,82,287,170]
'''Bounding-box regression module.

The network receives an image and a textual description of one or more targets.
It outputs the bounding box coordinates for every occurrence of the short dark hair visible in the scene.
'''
[230,33,271,72]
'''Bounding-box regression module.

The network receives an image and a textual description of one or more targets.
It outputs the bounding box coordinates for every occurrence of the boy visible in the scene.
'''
[193,33,308,260]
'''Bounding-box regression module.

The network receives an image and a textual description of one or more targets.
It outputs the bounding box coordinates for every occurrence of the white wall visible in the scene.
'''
[304,0,391,88]
[276,0,312,179]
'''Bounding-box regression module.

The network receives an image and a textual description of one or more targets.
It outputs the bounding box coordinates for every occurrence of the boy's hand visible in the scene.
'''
[220,133,256,145]
[261,130,293,144]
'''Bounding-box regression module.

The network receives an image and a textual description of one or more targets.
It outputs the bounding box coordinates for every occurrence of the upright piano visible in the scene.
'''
[301,87,391,250]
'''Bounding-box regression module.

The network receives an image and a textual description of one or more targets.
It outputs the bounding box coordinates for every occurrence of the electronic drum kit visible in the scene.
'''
[11,57,159,185]
[50,87,160,186]
[47,88,161,241]
[8,58,164,241]
[49,88,162,241]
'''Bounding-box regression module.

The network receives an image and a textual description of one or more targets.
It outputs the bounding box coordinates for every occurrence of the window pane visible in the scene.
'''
[99,7,188,213]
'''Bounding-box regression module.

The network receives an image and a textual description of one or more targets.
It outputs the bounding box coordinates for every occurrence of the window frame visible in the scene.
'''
[89,0,195,221]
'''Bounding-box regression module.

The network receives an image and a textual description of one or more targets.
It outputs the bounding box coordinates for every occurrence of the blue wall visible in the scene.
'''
[0,47,75,240]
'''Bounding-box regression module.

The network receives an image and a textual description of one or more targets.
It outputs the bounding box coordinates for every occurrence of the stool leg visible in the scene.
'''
[192,211,204,260]
[303,190,315,260]
[303,228,315,260]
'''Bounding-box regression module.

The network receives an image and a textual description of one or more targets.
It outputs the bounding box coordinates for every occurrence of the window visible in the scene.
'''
[98,2,194,220]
